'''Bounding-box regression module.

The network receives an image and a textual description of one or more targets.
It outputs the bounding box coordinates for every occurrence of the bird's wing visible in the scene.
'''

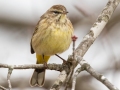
[30,13,47,54]
[30,20,40,54]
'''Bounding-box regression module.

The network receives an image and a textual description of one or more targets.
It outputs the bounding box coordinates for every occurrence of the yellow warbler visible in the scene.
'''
[30,5,74,87]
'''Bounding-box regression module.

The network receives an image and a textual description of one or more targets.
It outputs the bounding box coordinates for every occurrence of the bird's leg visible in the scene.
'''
[42,54,48,69]
[55,54,67,63]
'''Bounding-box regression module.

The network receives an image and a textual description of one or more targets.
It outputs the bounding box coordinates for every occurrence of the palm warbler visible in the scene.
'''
[30,5,74,87]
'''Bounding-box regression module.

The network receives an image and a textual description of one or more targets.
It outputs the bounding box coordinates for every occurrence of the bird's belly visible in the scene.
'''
[33,29,72,55]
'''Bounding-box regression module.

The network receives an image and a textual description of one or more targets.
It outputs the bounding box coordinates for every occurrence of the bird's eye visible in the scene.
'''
[53,11,60,14]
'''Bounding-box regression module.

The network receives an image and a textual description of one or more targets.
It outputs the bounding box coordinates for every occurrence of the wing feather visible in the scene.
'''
[30,20,40,54]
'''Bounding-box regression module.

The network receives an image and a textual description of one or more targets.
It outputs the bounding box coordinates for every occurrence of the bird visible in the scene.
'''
[30,4,74,87]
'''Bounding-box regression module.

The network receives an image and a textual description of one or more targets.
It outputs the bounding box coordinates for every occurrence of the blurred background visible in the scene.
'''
[0,0,120,90]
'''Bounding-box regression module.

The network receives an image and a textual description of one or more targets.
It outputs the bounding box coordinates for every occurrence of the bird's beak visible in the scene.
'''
[62,11,68,14]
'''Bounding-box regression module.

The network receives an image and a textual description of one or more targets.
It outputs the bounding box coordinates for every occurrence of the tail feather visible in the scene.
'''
[30,54,50,87]
[30,69,45,87]
[38,70,45,86]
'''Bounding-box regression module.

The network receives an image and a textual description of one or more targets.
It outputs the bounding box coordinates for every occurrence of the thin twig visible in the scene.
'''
[0,0,119,90]
[65,36,78,90]
[7,67,13,90]
[77,58,119,90]
[72,0,120,89]
[0,85,7,90]
[50,70,68,90]
[74,0,120,58]
[71,67,84,90]
[65,67,74,90]
[72,35,78,60]
[55,54,66,63]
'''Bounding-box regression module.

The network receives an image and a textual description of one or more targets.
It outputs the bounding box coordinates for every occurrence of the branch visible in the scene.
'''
[75,0,120,58]
[7,67,13,90]
[0,85,7,90]
[50,70,68,90]
[71,0,120,90]
[0,0,119,90]
[0,63,62,71]
[71,67,84,90]
[0,63,62,89]
[77,58,119,90]
[50,61,71,90]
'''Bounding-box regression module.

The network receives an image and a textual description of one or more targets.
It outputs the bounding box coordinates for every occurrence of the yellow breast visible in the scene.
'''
[32,19,73,55]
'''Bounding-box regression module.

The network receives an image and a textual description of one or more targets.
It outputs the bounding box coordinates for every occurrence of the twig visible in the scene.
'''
[0,63,62,71]
[77,58,119,90]
[74,0,120,58]
[72,35,78,60]
[7,67,13,90]
[50,70,68,90]
[0,0,119,90]
[65,67,74,90]
[50,57,72,90]
[0,85,7,90]
[55,54,66,63]
[71,67,84,90]
[0,63,62,90]
[65,36,78,90]
[71,0,120,89]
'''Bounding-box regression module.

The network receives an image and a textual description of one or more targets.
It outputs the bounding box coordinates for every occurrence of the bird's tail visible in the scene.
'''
[30,54,50,87]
